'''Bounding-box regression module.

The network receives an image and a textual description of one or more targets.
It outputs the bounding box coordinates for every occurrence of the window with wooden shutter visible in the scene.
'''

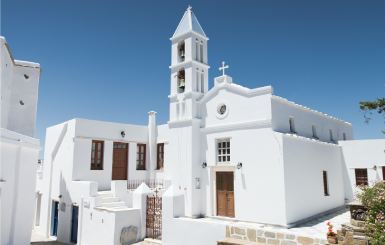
[156,143,164,170]
[91,140,104,170]
[136,144,146,170]
[323,171,329,196]
[355,168,368,186]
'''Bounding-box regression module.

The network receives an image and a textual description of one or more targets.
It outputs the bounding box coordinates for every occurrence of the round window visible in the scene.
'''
[217,104,227,115]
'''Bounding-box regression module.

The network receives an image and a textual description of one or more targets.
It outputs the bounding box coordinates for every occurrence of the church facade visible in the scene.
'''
[33,7,383,245]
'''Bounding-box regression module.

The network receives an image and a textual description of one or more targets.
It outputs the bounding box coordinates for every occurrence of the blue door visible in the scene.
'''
[51,201,59,236]
[70,205,79,243]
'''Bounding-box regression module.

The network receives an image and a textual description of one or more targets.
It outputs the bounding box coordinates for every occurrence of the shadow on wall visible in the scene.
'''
[54,174,74,242]
[340,152,354,201]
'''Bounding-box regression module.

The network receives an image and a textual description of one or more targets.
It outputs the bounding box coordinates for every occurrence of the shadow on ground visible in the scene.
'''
[31,241,71,245]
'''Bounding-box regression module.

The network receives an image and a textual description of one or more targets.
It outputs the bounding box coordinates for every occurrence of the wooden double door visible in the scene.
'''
[216,171,234,217]
[112,142,128,180]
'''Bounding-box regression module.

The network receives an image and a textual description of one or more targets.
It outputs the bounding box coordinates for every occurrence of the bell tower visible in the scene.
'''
[169,6,209,122]
[167,7,209,218]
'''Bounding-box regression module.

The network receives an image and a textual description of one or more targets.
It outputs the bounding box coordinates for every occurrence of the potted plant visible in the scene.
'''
[326,222,337,244]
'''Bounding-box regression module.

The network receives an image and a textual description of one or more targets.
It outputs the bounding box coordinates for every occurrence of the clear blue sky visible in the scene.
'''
[2,0,384,151]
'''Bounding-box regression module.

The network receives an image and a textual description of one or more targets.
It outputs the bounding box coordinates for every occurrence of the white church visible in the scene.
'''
[29,6,385,245]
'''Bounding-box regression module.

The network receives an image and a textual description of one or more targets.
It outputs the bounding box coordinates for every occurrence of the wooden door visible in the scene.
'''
[216,172,234,217]
[112,142,128,180]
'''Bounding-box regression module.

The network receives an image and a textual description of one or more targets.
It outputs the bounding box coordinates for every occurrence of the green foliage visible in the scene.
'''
[360,98,385,133]
[357,182,385,244]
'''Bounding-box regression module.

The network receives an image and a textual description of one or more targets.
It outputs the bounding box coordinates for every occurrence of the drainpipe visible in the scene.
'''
[148,111,157,181]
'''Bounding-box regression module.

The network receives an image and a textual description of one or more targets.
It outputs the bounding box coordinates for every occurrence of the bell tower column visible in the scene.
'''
[167,6,209,217]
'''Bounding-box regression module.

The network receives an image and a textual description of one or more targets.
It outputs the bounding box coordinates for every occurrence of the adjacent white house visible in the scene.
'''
[339,139,385,200]
[34,115,167,244]
[34,6,384,245]
[0,36,41,245]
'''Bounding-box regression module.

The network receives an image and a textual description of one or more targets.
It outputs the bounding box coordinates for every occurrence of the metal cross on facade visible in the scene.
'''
[219,61,229,76]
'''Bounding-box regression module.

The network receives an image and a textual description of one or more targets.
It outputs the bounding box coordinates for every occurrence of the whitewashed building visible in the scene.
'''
[34,115,167,244]
[0,36,41,245]
[339,139,385,200]
[34,7,383,245]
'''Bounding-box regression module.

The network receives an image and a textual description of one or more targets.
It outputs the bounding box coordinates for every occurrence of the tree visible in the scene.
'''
[360,98,385,133]
[357,182,385,245]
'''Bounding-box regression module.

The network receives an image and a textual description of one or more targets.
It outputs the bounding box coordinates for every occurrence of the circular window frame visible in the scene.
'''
[216,103,229,119]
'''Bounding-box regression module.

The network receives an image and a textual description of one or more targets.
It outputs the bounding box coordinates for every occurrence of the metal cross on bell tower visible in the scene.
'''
[219,61,229,76]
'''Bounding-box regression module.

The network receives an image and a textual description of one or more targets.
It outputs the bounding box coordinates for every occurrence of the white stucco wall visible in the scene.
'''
[80,207,141,245]
[0,36,40,137]
[202,128,288,226]
[339,139,385,199]
[282,134,346,224]
[0,129,39,245]
[72,118,149,190]
[1,36,41,245]
[201,85,272,128]
[162,187,227,245]
[271,96,353,143]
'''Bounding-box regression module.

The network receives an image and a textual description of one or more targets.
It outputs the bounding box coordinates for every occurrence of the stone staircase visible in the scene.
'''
[336,220,369,245]
[94,191,130,211]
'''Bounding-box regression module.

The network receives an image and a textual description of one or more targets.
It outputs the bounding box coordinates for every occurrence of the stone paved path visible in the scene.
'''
[31,230,71,245]
[231,207,350,239]
[288,207,350,238]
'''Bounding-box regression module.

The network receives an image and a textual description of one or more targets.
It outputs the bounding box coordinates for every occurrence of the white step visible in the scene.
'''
[97,201,127,208]
[95,206,132,212]
[98,196,121,203]
[97,191,113,197]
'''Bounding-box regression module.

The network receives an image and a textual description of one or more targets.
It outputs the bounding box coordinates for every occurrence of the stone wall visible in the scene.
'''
[225,225,327,245]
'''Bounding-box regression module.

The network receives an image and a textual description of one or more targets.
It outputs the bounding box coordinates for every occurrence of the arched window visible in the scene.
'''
[177,70,185,93]
[178,42,185,62]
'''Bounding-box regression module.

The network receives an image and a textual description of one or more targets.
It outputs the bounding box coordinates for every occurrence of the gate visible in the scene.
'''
[146,190,162,239]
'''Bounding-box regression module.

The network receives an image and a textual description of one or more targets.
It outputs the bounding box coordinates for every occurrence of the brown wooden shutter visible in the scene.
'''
[355,169,368,186]
[91,140,104,170]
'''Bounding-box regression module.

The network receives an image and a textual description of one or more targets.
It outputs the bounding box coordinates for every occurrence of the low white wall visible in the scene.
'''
[80,208,116,245]
[114,210,142,244]
[80,203,142,245]
[162,187,227,245]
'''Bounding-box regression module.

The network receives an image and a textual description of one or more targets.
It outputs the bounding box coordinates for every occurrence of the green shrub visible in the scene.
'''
[357,181,385,245]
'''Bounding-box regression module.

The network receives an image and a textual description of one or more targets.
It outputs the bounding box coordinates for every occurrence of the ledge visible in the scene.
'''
[0,128,40,148]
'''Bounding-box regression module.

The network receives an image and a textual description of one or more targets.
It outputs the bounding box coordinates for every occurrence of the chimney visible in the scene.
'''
[148,111,157,179]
